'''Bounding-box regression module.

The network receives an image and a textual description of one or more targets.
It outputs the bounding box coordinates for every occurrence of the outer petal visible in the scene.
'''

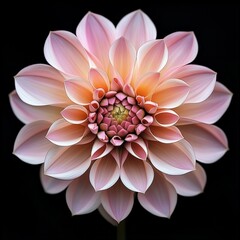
[175,82,233,124]
[14,64,68,106]
[153,109,179,127]
[138,172,177,218]
[179,123,229,163]
[148,139,195,175]
[91,139,114,160]
[44,144,92,180]
[44,31,89,78]
[116,9,157,49]
[89,68,110,92]
[165,163,207,196]
[98,205,118,226]
[61,105,88,124]
[163,31,198,70]
[9,91,62,124]
[121,155,154,193]
[66,172,101,215]
[90,155,120,191]
[13,120,52,164]
[40,165,71,194]
[101,181,134,223]
[76,12,116,69]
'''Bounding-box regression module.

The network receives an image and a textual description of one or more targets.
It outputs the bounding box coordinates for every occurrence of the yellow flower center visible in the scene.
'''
[111,104,129,123]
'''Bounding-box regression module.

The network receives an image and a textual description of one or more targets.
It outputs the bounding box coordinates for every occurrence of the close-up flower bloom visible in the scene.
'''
[9,9,232,224]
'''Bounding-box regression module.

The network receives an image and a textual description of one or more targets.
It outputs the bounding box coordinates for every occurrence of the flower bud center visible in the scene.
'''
[111,104,129,123]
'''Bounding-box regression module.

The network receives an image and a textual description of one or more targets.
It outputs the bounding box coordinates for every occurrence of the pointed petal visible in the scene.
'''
[89,68,110,92]
[148,139,195,175]
[153,109,179,127]
[76,12,115,69]
[175,82,232,124]
[14,64,68,106]
[40,165,71,194]
[109,37,136,83]
[13,120,52,164]
[121,155,154,193]
[164,31,198,70]
[46,118,86,146]
[116,9,157,49]
[91,139,114,160]
[101,181,134,223]
[98,205,118,225]
[138,172,177,218]
[66,172,101,215]
[61,105,88,124]
[9,91,62,124]
[44,144,92,180]
[179,123,229,163]
[152,79,189,108]
[90,155,120,191]
[165,163,206,196]
[44,31,89,78]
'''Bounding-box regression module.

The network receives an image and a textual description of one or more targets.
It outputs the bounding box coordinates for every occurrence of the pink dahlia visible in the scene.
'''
[9,10,232,224]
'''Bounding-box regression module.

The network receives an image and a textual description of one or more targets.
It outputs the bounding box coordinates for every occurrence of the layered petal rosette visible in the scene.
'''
[10,10,232,224]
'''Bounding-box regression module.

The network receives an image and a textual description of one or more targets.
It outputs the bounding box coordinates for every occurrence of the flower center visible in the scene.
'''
[111,104,129,123]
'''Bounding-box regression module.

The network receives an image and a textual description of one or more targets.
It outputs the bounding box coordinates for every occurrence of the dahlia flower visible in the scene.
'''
[9,9,232,224]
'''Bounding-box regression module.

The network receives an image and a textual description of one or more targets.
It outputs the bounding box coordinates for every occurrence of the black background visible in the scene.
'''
[2,2,239,240]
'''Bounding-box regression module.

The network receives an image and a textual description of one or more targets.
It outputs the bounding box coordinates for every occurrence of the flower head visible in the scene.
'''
[9,10,232,224]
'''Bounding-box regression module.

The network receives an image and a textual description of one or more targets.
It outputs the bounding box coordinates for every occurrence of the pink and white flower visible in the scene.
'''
[9,9,232,224]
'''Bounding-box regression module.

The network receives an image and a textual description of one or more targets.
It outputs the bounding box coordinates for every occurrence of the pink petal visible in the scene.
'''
[179,123,229,163]
[40,165,71,194]
[164,31,198,70]
[148,139,195,175]
[175,82,232,124]
[76,12,115,69]
[13,120,52,165]
[44,31,89,78]
[44,144,92,180]
[46,118,86,146]
[101,181,134,223]
[165,163,206,196]
[98,205,118,225]
[77,131,96,145]
[66,172,101,215]
[90,155,120,191]
[89,68,110,92]
[14,64,68,106]
[124,137,148,160]
[111,148,129,167]
[171,64,216,103]
[153,109,179,127]
[148,125,183,143]
[138,171,177,218]
[91,139,114,160]
[151,79,189,108]
[9,91,62,124]
[121,155,154,193]
[65,79,93,105]
[116,9,157,49]
[109,37,136,83]
[61,105,88,124]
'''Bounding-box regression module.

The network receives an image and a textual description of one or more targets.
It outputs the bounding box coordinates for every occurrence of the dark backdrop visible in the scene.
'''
[2,2,239,240]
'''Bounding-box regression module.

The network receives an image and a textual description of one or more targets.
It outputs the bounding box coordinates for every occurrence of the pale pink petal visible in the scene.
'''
[153,109,179,127]
[165,163,206,196]
[40,165,71,194]
[66,172,101,215]
[179,123,229,163]
[116,9,157,49]
[124,137,148,160]
[44,31,89,78]
[9,91,62,124]
[138,172,177,218]
[149,125,183,143]
[109,37,136,83]
[121,155,154,193]
[101,181,134,223]
[13,120,52,165]
[76,12,115,69]
[171,64,216,103]
[151,79,189,108]
[91,139,114,160]
[89,68,110,92]
[14,64,68,106]
[77,131,96,145]
[175,82,233,124]
[136,39,168,78]
[46,118,86,146]
[148,139,195,175]
[164,31,198,70]
[90,155,120,191]
[64,79,93,105]
[111,148,129,167]
[61,105,88,124]
[98,205,118,226]
[44,144,92,180]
